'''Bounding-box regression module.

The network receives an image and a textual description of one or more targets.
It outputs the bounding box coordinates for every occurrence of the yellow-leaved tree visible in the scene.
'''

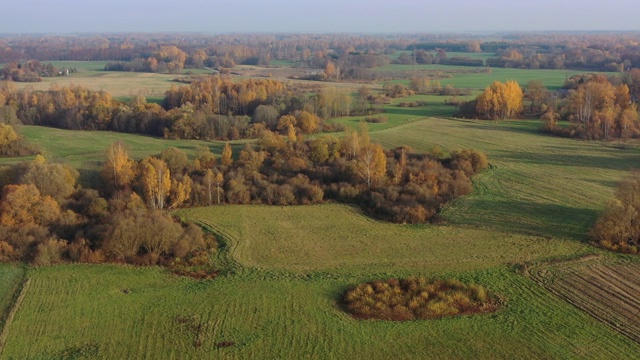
[354,143,387,188]
[102,141,136,191]
[476,80,523,119]
[139,157,171,210]
[221,142,233,167]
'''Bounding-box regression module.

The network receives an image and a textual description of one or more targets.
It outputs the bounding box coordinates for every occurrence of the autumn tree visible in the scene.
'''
[324,61,336,80]
[169,176,192,209]
[525,80,549,114]
[0,123,19,146]
[564,78,638,140]
[591,172,640,254]
[21,155,79,203]
[475,80,523,119]
[139,157,171,210]
[221,142,233,167]
[194,145,216,171]
[101,141,135,191]
[354,143,387,188]
[203,169,215,206]
[0,184,61,228]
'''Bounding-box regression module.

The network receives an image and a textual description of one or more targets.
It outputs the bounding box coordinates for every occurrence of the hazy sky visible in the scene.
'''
[3,0,639,34]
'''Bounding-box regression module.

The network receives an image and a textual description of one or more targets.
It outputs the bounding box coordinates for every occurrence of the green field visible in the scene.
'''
[378,64,587,90]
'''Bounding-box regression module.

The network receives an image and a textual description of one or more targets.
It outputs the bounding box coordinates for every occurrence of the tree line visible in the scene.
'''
[0,77,363,140]
[456,75,640,141]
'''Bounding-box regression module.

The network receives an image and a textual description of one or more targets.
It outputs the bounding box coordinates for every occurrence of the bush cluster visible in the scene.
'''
[343,277,498,321]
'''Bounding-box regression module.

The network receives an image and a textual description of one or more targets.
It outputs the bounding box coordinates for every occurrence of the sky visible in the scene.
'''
[2,0,640,34]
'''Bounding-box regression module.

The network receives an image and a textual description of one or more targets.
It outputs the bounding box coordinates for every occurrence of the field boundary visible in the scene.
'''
[0,277,30,356]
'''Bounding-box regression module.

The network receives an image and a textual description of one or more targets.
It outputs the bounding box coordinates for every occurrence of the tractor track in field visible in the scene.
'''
[530,257,640,344]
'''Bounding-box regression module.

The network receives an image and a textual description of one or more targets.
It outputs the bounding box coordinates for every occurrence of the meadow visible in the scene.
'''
[0,58,639,358]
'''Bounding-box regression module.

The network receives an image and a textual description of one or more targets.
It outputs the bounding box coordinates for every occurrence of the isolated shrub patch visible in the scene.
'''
[364,115,388,123]
[343,277,498,321]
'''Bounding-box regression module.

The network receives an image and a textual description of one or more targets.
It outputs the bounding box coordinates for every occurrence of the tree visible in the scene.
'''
[0,184,61,227]
[525,80,548,114]
[591,172,640,254]
[354,143,387,188]
[195,145,216,170]
[21,157,78,203]
[203,169,215,206]
[160,146,189,175]
[324,61,336,80]
[139,157,171,210]
[101,141,135,191]
[253,105,279,128]
[221,142,233,167]
[297,111,319,134]
[475,80,523,119]
[169,176,192,209]
[0,123,19,146]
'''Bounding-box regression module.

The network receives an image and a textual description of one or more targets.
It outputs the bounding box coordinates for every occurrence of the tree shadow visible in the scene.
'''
[449,199,600,242]
[498,149,639,171]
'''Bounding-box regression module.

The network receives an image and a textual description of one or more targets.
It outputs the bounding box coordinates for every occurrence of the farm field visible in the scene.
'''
[2,263,639,359]
[530,257,640,344]
[378,65,587,90]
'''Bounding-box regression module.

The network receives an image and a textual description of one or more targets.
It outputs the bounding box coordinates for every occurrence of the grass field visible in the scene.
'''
[6,61,207,99]
[378,65,588,90]
[2,263,638,359]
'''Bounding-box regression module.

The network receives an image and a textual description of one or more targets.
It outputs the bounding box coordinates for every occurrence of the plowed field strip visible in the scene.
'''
[533,262,640,343]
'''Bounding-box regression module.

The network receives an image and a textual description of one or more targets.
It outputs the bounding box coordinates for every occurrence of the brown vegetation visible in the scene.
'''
[343,277,498,321]
[591,172,640,254]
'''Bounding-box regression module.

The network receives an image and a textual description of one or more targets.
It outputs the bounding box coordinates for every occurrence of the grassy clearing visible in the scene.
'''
[181,204,591,275]
[6,61,212,98]
[329,94,466,131]
[530,256,640,344]
[9,71,177,98]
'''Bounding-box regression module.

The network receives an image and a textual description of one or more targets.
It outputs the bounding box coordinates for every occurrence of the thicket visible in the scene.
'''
[591,172,640,254]
[0,152,216,269]
[545,74,640,140]
[343,277,498,321]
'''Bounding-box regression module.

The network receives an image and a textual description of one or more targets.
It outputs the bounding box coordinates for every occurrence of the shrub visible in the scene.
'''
[343,277,498,321]
[364,115,388,124]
